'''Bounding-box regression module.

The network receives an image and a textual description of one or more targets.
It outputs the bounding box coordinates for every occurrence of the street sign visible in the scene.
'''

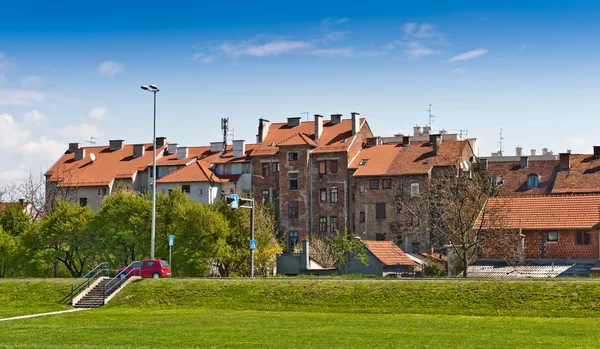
[169,235,175,247]
[249,239,257,250]
[229,194,239,209]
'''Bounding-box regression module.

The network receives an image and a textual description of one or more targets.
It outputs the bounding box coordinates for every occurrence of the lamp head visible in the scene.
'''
[149,84,159,90]
[141,85,149,90]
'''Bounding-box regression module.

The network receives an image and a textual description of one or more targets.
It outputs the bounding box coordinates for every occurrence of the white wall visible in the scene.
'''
[156,182,221,204]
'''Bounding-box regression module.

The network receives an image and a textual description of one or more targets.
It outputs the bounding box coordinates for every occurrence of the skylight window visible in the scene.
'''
[359,159,369,166]
[527,174,540,189]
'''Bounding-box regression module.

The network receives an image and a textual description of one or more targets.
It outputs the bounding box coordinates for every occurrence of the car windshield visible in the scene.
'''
[160,261,169,267]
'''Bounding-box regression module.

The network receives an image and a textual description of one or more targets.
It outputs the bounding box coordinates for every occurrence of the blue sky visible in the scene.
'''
[1,0,599,182]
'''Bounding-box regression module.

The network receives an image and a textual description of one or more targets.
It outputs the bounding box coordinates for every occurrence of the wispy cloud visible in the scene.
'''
[0,53,16,87]
[55,123,100,140]
[192,52,216,63]
[320,17,350,28]
[88,106,108,121]
[219,39,313,57]
[0,113,31,148]
[20,75,43,88]
[518,44,533,51]
[23,110,47,126]
[96,61,124,77]
[402,41,439,58]
[402,22,440,39]
[311,47,355,58]
[0,88,46,106]
[384,22,444,59]
[452,67,466,75]
[448,48,488,62]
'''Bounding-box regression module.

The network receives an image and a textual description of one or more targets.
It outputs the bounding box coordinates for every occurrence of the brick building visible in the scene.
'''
[250,113,373,250]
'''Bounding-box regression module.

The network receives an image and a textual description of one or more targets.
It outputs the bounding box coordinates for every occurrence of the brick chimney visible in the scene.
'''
[520,156,529,169]
[109,140,124,150]
[559,152,570,170]
[413,125,422,136]
[515,146,523,157]
[314,114,323,140]
[351,112,360,136]
[133,144,145,158]
[257,118,270,143]
[430,134,442,155]
[68,143,80,153]
[74,148,86,161]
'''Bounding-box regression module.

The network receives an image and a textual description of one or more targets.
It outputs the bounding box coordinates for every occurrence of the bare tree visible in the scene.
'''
[390,166,519,277]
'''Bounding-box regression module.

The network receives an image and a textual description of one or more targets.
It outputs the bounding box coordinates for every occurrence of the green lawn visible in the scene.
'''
[0,279,73,318]
[2,278,600,348]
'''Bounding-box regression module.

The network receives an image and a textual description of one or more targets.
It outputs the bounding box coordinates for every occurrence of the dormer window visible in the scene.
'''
[527,173,540,189]
[359,159,369,166]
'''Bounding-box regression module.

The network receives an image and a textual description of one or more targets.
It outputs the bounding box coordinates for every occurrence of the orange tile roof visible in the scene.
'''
[350,140,471,176]
[479,194,600,230]
[486,160,558,195]
[155,161,216,183]
[251,118,364,155]
[157,144,258,166]
[552,154,600,194]
[364,240,417,266]
[45,143,161,187]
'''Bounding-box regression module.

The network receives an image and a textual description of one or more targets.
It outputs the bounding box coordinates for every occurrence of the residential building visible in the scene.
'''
[342,240,419,276]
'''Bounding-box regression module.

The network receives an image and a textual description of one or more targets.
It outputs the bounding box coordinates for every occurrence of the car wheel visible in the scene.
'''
[152,273,160,278]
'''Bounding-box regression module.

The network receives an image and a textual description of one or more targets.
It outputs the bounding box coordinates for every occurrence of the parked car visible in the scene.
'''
[116,259,171,278]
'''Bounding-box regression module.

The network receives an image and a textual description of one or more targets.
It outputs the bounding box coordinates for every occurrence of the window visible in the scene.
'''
[547,231,559,242]
[289,231,299,250]
[140,185,146,194]
[410,183,420,197]
[359,159,368,166]
[98,188,107,196]
[376,203,386,219]
[289,173,298,190]
[79,197,88,207]
[273,189,280,201]
[241,163,251,174]
[262,163,269,177]
[182,185,191,193]
[527,174,540,189]
[288,201,298,219]
[272,162,280,173]
[319,217,327,232]
[397,178,403,190]
[330,188,338,203]
[160,261,169,267]
[577,231,591,245]
[320,188,327,202]
[319,161,326,174]
[359,211,365,222]
[198,188,203,197]
[370,179,379,190]
[288,152,298,161]
[330,216,338,233]
[330,160,338,174]
[382,179,392,189]
[262,189,270,202]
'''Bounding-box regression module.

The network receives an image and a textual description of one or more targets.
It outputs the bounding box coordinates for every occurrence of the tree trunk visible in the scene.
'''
[462,250,468,278]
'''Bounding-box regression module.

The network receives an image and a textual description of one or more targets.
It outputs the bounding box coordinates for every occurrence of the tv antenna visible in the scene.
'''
[220,117,229,157]
[427,104,435,130]
[497,128,504,154]
[300,112,309,121]
[85,137,97,146]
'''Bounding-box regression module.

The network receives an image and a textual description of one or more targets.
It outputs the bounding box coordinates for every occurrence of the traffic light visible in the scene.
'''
[226,193,239,209]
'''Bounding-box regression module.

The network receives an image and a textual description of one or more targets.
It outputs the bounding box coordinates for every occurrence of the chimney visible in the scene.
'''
[530,149,536,156]
[257,118,270,143]
[210,142,223,153]
[413,125,422,136]
[423,126,431,135]
[520,156,529,169]
[480,158,488,170]
[68,143,80,153]
[351,112,360,136]
[402,136,411,147]
[133,144,145,158]
[74,148,86,161]
[287,117,301,127]
[301,240,309,270]
[176,147,189,160]
[156,137,167,148]
[594,146,600,158]
[559,152,570,170]
[430,134,442,155]
[314,114,323,140]
[232,140,246,157]
[330,114,342,125]
[516,146,523,157]
[109,139,124,150]
[167,143,178,155]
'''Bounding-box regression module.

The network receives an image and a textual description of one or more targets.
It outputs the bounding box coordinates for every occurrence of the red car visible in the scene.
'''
[117,259,171,278]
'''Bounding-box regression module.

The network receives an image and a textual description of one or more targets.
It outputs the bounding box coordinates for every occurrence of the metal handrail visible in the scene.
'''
[70,262,110,305]
[103,261,141,303]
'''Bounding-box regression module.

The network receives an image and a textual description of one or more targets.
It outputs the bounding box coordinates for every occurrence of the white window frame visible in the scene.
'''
[410,183,420,197]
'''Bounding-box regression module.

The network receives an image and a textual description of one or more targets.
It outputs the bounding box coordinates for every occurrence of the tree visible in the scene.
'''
[0,203,30,236]
[248,203,282,277]
[328,228,368,274]
[0,225,22,277]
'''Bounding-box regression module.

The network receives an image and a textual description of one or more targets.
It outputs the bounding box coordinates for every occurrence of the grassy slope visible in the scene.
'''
[0,279,73,318]
[109,278,600,318]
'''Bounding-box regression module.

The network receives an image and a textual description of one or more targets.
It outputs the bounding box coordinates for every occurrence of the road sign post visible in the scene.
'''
[168,235,174,275]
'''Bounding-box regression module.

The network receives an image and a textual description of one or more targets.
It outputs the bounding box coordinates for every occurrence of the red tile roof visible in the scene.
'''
[155,161,217,183]
[350,140,471,176]
[45,143,161,187]
[486,160,558,195]
[363,240,417,266]
[251,118,364,155]
[479,194,600,230]
[552,154,600,194]
[157,144,258,166]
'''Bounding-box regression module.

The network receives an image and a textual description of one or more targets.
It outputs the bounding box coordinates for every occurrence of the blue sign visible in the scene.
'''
[230,194,239,209]
[169,235,175,247]
[249,239,257,250]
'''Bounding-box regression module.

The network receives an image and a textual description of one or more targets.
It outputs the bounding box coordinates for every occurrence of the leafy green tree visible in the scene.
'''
[154,188,190,261]
[0,204,30,236]
[248,203,282,277]
[213,199,250,276]
[328,228,368,274]
[0,225,22,277]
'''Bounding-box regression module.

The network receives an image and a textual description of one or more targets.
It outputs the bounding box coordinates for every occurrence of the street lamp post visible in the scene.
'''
[141,84,159,260]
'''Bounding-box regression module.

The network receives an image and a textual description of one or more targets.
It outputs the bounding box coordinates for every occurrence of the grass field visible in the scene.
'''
[2,278,600,348]
[0,279,73,318]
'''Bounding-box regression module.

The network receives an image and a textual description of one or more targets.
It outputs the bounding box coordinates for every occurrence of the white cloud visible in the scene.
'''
[54,123,100,140]
[192,52,216,63]
[518,44,533,51]
[20,136,67,160]
[23,110,47,126]
[20,75,43,88]
[402,42,439,58]
[0,168,29,182]
[219,40,313,57]
[88,106,108,121]
[385,23,445,59]
[311,47,355,58]
[0,113,31,148]
[96,61,125,77]
[0,88,46,106]
[317,31,350,43]
[448,48,489,62]
[452,67,466,75]
[402,22,440,39]
[0,53,15,87]
[320,17,350,28]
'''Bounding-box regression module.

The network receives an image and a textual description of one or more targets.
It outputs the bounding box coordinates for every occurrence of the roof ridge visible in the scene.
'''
[155,162,195,182]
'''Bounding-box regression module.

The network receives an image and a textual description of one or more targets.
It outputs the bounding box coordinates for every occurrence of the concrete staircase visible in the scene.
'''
[73,276,138,308]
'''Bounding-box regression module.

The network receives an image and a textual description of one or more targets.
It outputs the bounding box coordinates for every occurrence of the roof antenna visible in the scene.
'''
[427,104,435,130]
[301,112,309,121]
[85,137,97,146]
[220,117,229,157]
[497,128,504,155]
